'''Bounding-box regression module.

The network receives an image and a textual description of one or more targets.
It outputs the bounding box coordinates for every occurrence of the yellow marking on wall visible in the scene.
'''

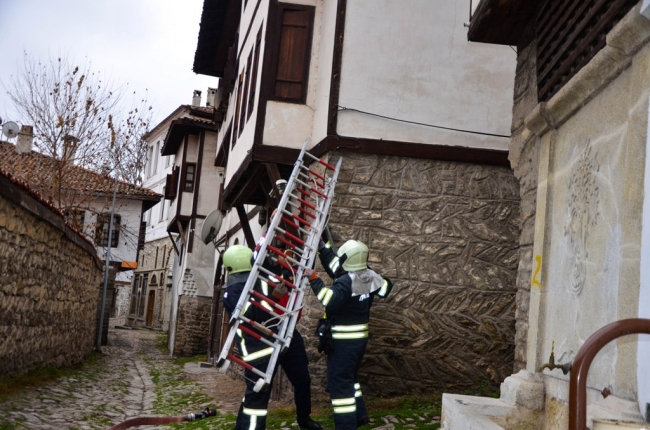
[532,255,542,289]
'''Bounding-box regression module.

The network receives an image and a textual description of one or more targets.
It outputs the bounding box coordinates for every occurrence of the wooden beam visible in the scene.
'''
[236,205,256,249]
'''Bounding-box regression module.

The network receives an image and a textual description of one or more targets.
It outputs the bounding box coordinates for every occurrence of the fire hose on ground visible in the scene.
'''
[107,407,217,430]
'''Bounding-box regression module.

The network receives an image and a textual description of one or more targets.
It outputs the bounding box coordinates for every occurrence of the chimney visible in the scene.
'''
[15,125,34,154]
[192,90,202,107]
[206,87,217,107]
[62,134,80,160]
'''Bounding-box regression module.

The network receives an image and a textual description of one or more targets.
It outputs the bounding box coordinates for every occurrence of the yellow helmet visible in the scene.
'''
[337,240,368,272]
[223,245,252,274]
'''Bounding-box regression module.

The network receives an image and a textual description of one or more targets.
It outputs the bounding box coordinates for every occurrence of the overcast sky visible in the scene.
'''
[0,0,216,127]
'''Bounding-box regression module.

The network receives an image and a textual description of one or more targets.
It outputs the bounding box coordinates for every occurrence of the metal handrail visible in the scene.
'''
[569,318,650,430]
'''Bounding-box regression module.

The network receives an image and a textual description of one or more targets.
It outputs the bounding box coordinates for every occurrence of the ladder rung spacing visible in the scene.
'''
[217,138,342,392]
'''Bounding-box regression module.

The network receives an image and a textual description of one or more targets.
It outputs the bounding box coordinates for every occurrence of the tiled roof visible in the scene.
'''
[0,141,162,202]
[0,166,100,263]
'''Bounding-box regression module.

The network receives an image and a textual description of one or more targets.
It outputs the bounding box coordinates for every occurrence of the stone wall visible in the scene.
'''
[0,173,102,377]
[509,29,541,373]
[173,295,212,357]
[110,281,131,327]
[303,152,521,398]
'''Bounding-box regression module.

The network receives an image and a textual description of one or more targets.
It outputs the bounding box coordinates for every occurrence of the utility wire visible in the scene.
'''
[336,105,511,139]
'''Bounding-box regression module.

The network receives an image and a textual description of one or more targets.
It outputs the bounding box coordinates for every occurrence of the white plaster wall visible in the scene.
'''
[310,0,336,145]
[87,197,144,284]
[638,100,650,417]
[197,132,223,216]
[264,102,314,149]
[88,197,143,264]
[168,232,186,355]
[168,146,183,220]
[337,0,515,150]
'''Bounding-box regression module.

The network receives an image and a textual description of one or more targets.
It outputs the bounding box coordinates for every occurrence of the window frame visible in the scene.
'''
[182,163,197,193]
[95,213,121,248]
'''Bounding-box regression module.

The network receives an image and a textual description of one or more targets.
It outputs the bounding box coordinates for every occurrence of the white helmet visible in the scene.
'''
[337,240,368,272]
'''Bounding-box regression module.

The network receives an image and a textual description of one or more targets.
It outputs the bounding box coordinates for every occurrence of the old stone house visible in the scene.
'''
[0,141,161,344]
[127,93,217,332]
[441,1,650,429]
[0,162,103,377]
[156,96,224,357]
[192,0,521,402]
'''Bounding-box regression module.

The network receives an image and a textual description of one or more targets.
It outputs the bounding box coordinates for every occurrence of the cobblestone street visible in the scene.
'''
[0,328,441,429]
[0,328,246,429]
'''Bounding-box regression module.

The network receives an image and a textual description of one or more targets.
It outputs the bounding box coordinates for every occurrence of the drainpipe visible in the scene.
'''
[569,318,650,430]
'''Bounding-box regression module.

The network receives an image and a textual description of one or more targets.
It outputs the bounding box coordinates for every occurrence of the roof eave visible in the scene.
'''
[467,0,540,45]
[161,118,217,156]
[193,0,242,77]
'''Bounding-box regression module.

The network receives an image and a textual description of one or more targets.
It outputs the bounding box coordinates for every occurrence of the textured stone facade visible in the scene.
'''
[173,295,212,357]
[302,152,521,398]
[0,176,102,377]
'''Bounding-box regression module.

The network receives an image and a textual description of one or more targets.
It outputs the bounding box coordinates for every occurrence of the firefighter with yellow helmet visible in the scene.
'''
[222,244,321,430]
[306,239,393,429]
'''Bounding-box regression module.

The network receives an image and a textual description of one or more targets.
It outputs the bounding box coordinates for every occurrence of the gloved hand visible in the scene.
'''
[272,281,288,299]
[303,268,319,282]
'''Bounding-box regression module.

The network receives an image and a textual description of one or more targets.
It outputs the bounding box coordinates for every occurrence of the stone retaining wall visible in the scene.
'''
[173,295,212,357]
[303,152,521,398]
[0,172,102,377]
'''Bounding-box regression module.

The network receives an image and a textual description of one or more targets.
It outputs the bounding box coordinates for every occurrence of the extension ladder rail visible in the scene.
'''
[216,138,342,392]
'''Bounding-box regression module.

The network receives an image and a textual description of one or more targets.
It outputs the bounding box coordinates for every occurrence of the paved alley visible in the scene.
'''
[0,328,244,429]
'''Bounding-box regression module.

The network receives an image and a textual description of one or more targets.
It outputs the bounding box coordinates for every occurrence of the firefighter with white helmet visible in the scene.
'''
[306,239,393,429]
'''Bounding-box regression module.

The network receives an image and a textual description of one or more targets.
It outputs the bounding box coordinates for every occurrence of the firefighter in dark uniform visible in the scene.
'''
[306,239,393,429]
[256,241,322,430]
[223,244,273,430]
[223,244,322,430]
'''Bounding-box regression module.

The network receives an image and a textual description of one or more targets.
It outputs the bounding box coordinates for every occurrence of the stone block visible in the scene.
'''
[500,370,544,411]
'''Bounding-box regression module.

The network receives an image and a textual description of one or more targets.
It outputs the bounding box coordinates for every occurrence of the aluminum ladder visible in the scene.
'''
[216,138,342,392]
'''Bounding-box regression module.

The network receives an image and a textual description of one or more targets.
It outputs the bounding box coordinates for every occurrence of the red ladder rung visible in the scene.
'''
[291,214,312,228]
[298,206,316,219]
[296,188,311,198]
[268,245,289,260]
[318,159,336,171]
[281,215,300,230]
[250,290,290,313]
[310,187,327,199]
[275,234,298,250]
[249,298,276,316]
[284,231,305,246]
[239,324,264,341]
[306,168,326,182]
[297,198,316,211]
[227,353,254,371]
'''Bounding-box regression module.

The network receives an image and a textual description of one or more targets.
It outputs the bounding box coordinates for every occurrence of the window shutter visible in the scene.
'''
[165,174,174,199]
[165,166,179,200]
[273,5,314,102]
[138,221,146,250]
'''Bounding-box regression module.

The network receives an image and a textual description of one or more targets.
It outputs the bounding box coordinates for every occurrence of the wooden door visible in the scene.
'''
[145,290,155,327]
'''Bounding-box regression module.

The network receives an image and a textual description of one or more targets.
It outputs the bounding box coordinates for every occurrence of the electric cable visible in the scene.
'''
[336,105,511,139]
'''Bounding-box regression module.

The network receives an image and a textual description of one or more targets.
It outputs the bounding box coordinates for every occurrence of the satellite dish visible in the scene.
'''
[2,121,20,139]
[200,210,223,245]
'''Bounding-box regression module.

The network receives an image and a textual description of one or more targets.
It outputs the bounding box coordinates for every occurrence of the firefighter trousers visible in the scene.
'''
[279,330,313,425]
[327,338,369,429]
[235,330,313,429]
